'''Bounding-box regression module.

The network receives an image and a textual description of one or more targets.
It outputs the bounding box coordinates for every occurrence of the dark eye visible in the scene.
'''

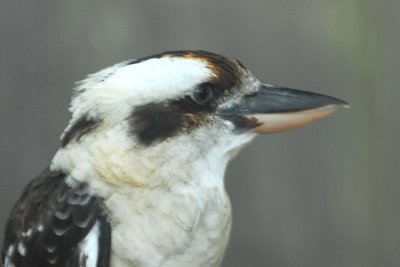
[190,83,215,106]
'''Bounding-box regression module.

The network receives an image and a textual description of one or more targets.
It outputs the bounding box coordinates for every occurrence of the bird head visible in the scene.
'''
[51,51,347,189]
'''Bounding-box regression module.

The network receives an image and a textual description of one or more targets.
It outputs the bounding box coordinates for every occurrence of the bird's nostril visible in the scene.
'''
[244,92,258,98]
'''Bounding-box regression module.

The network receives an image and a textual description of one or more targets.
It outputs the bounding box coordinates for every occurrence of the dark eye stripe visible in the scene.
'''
[129,94,218,146]
[129,102,184,146]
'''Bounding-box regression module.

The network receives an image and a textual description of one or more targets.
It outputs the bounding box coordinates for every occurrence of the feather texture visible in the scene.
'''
[1,168,111,267]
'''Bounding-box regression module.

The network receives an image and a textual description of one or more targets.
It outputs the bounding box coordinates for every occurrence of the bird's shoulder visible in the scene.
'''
[1,168,111,267]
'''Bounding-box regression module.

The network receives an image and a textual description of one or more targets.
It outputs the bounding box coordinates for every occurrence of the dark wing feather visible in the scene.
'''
[1,168,111,267]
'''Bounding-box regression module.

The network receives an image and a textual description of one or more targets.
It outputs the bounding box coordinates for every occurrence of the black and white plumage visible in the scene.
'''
[2,168,111,267]
[1,51,347,267]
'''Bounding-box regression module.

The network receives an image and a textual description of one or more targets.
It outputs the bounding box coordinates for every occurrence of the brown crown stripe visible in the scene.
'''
[161,50,244,92]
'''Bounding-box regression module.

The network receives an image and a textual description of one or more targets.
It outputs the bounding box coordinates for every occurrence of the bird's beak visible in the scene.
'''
[219,84,348,133]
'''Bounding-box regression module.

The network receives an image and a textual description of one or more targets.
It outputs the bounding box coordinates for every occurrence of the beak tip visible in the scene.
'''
[321,95,349,110]
[334,101,350,111]
[335,98,349,107]
[341,102,350,109]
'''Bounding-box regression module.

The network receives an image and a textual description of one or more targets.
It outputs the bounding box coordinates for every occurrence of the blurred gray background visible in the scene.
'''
[1,1,399,266]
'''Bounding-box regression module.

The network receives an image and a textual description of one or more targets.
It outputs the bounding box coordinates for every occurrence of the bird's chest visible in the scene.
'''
[103,187,231,267]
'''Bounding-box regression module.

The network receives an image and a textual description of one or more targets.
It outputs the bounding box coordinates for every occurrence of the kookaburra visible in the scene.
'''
[1,50,347,267]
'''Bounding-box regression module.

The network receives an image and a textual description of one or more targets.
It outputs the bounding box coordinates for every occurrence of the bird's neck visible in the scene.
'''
[50,122,237,197]
[49,121,253,267]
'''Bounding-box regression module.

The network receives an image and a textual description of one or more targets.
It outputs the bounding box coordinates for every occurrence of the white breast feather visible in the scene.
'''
[51,119,254,266]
